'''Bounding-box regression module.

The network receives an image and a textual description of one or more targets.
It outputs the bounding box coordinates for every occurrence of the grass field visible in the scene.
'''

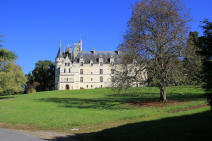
[0,86,211,140]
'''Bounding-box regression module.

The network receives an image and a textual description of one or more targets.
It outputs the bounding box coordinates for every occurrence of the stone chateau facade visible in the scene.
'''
[55,40,123,90]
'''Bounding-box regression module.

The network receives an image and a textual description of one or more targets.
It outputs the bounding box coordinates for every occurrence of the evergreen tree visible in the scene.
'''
[199,20,212,107]
[183,32,202,85]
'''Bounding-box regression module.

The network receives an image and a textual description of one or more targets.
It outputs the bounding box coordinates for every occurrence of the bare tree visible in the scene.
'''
[116,0,190,102]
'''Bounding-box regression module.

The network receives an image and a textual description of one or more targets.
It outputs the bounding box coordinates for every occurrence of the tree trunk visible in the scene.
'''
[160,86,167,102]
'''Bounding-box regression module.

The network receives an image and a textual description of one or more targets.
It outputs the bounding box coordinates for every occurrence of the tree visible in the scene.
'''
[183,32,202,85]
[117,0,190,102]
[31,60,55,91]
[199,20,212,107]
[0,49,26,95]
[25,73,40,93]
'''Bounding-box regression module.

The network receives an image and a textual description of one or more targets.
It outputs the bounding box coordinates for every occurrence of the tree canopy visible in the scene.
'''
[115,0,190,102]
[0,47,26,94]
[199,20,212,107]
[182,32,202,85]
[30,60,55,92]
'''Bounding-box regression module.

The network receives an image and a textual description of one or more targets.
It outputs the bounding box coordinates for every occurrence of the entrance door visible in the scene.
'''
[65,84,70,90]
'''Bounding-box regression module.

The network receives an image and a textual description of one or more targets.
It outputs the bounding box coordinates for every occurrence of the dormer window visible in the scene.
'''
[107,58,110,63]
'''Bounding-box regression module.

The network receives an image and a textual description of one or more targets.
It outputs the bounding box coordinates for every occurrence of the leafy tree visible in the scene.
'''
[0,63,26,94]
[0,49,26,95]
[25,73,40,93]
[183,32,202,85]
[116,0,190,102]
[199,20,212,107]
[31,60,55,91]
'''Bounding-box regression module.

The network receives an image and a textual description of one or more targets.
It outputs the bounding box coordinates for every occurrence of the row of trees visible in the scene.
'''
[112,0,212,103]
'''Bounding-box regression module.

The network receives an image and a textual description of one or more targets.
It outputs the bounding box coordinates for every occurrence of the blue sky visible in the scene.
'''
[0,0,212,74]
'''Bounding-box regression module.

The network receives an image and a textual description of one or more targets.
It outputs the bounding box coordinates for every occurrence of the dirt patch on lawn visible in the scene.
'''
[170,104,209,113]
[128,100,184,107]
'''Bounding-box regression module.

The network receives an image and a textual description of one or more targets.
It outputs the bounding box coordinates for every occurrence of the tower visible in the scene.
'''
[55,44,63,90]
[74,40,82,58]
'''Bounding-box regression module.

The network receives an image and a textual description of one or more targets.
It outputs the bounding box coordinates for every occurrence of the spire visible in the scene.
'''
[56,41,62,58]
[80,39,82,51]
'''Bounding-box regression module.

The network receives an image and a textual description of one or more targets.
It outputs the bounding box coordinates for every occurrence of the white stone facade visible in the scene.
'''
[55,40,119,90]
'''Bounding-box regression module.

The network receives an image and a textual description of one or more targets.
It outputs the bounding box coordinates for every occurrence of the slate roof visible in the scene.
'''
[57,49,121,64]
[77,51,119,64]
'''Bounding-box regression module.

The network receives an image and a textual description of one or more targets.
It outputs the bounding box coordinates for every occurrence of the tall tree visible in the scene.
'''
[32,60,55,91]
[0,49,26,94]
[183,32,202,85]
[117,0,190,102]
[199,20,212,107]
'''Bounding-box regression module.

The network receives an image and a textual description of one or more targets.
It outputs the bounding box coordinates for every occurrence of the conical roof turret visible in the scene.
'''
[56,47,62,58]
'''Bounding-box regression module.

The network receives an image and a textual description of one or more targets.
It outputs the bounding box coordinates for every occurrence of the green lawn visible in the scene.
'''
[0,86,210,134]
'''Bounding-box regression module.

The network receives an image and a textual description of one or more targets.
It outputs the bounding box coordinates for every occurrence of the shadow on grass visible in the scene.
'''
[37,92,205,110]
[36,97,147,110]
[109,92,205,101]
[46,110,212,141]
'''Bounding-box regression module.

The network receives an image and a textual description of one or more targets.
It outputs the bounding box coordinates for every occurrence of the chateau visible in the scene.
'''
[55,40,122,90]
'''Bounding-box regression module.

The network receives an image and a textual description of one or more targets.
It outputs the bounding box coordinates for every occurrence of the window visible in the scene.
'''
[87,85,88,88]
[91,78,93,81]
[65,63,67,66]
[111,69,115,74]
[80,77,83,82]
[91,72,93,74]
[68,63,70,66]
[80,69,83,74]
[100,62,103,66]
[100,69,103,74]
[64,69,66,73]
[91,85,93,88]
[67,78,68,82]
[69,68,71,73]
[96,58,99,63]
[80,62,83,66]
[111,76,115,82]
[91,63,93,66]
[100,76,103,82]
[107,58,110,63]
